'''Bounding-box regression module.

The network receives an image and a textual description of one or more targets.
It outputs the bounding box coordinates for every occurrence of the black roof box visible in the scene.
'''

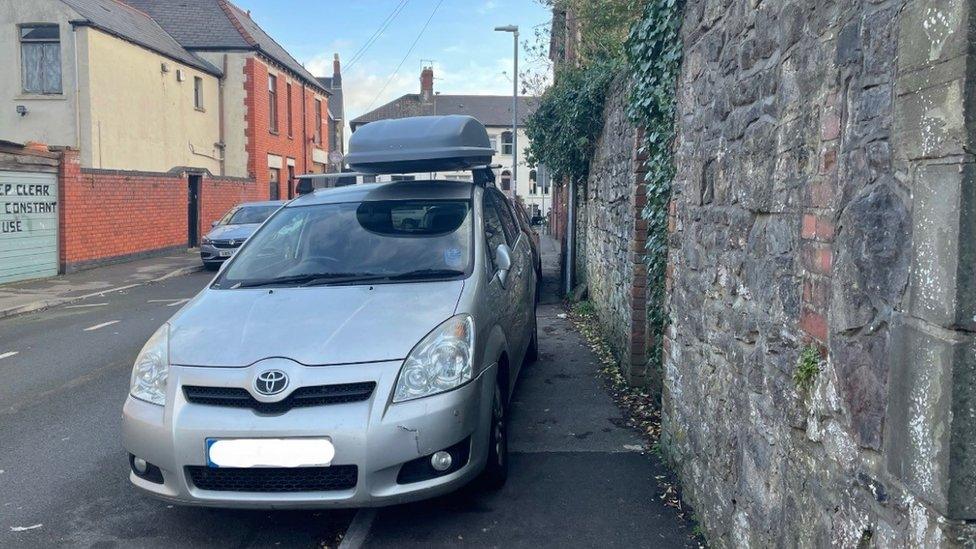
[345,115,494,174]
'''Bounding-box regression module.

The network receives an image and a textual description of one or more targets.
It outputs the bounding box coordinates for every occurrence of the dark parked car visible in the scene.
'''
[200,201,285,270]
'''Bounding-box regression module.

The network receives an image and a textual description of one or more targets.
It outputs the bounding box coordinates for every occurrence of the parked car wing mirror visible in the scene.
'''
[296,179,314,195]
[211,220,219,228]
[495,243,512,286]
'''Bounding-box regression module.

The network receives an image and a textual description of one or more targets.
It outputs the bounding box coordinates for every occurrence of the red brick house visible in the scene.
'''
[126,0,336,200]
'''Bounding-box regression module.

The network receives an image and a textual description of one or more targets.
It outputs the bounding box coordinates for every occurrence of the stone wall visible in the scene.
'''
[663,0,976,546]
[575,75,654,387]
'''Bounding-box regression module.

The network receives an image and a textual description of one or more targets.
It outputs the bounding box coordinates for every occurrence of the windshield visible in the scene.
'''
[215,199,473,288]
[222,205,280,225]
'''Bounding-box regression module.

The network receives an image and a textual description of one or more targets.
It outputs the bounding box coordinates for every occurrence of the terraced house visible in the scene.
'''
[0,0,340,282]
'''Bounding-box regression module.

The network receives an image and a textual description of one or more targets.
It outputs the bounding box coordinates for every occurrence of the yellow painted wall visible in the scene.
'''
[80,30,221,173]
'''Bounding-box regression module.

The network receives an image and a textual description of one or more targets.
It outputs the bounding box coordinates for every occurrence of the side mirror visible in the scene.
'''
[296,179,314,195]
[495,243,512,286]
[211,220,219,228]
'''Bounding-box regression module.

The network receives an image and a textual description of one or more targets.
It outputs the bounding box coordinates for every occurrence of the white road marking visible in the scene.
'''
[10,524,42,532]
[0,352,18,360]
[338,509,376,549]
[65,302,109,309]
[166,298,191,307]
[83,320,120,332]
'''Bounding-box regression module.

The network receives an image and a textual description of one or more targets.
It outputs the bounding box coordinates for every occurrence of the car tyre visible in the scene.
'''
[478,381,508,489]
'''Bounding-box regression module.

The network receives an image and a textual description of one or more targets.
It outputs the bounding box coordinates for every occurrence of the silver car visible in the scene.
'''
[199,201,286,270]
[123,180,538,508]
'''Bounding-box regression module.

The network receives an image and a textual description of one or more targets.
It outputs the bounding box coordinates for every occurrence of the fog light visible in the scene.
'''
[132,457,149,474]
[430,451,452,471]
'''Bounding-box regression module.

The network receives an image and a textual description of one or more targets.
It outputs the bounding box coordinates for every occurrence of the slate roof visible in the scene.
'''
[316,77,344,120]
[60,0,221,75]
[123,0,327,94]
[351,95,538,129]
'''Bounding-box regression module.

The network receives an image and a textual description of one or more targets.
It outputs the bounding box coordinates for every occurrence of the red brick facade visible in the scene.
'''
[58,149,259,272]
[244,57,330,201]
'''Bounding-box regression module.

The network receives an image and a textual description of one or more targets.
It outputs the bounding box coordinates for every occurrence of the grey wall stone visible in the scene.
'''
[662,0,976,545]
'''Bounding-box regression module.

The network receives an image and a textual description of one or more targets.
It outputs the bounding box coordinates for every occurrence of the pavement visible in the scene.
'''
[0,235,696,548]
[0,250,203,320]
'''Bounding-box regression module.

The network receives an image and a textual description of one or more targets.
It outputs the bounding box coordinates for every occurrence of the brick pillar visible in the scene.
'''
[626,128,652,388]
[57,148,81,273]
[798,91,840,346]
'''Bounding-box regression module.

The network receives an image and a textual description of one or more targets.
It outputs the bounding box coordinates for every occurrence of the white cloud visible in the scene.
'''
[477,1,498,15]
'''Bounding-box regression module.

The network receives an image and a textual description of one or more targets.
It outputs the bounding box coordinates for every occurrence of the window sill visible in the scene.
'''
[269,130,279,136]
[195,107,206,113]
[16,94,66,101]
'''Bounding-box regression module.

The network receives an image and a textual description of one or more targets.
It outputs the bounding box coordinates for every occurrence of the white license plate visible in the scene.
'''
[218,250,233,257]
[206,438,335,468]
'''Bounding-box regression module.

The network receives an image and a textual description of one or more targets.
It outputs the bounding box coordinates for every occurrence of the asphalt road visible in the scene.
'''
[0,271,354,548]
[1,236,696,548]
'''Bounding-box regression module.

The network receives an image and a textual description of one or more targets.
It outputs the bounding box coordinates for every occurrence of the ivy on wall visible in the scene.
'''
[625,0,686,374]
[524,60,620,185]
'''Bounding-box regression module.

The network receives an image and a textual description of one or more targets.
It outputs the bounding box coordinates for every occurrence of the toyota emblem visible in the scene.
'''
[254,370,288,396]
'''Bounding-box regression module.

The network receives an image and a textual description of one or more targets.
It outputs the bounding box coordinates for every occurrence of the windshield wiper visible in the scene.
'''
[387,269,466,281]
[234,272,379,288]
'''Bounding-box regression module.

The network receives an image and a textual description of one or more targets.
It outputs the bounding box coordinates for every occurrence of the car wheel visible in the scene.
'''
[479,381,508,489]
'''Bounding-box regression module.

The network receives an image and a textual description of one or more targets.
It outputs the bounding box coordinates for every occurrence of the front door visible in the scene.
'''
[287,165,295,199]
[187,175,200,247]
[269,168,280,200]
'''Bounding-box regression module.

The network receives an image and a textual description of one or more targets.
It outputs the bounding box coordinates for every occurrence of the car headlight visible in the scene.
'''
[201,237,212,245]
[393,314,475,403]
[130,324,169,405]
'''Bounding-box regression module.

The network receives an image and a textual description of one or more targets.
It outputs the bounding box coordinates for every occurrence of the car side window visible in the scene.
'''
[483,195,508,272]
[486,191,519,247]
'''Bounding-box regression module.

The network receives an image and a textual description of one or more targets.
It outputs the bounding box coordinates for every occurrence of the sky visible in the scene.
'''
[233,0,553,126]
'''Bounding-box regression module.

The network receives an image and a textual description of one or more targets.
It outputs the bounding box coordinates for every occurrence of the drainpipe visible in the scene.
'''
[72,27,81,150]
[564,178,576,296]
[301,83,308,180]
[218,54,227,176]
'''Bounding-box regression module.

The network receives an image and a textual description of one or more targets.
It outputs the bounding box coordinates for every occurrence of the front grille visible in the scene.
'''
[183,382,376,414]
[186,465,358,492]
[210,239,243,249]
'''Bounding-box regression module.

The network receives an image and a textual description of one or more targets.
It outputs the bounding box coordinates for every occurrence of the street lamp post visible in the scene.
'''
[495,25,519,199]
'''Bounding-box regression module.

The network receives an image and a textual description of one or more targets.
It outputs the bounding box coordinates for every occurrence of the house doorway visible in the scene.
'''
[187,175,201,247]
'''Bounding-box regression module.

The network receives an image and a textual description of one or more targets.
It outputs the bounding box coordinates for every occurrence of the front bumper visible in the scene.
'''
[199,243,239,264]
[122,360,495,508]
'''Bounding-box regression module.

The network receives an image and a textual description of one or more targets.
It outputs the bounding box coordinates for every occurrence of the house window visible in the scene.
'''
[268,74,278,133]
[286,83,293,137]
[391,175,416,181]
[314,100,323,145]
[193,77,204,110]
[489,136,498,152]
[269,167,280,200]
[328,117,338,151]
[501,131,513,155]
[529,169,537,194]
[20,24,61,94]
[500,170,511,191]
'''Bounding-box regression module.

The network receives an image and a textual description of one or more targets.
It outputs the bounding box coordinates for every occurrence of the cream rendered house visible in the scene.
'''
[0,0,224,174]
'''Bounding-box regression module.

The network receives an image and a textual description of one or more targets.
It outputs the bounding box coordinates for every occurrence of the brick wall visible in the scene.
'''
[58,149,259,272]
[244,56,329,200]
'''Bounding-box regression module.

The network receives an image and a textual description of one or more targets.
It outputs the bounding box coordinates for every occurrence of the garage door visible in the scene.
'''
[0,170,59,284]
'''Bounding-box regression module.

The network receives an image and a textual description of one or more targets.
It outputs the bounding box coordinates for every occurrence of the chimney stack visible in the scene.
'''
[420,66,434,101]
[332,53,341,87]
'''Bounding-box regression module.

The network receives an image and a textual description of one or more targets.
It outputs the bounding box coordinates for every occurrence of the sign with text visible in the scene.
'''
[0,170,58,284]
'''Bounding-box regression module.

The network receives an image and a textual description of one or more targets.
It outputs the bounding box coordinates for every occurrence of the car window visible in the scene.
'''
[216,199,473,287]
[227,205,280,225]
[483,195,509,272]
[486,191,519,246]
